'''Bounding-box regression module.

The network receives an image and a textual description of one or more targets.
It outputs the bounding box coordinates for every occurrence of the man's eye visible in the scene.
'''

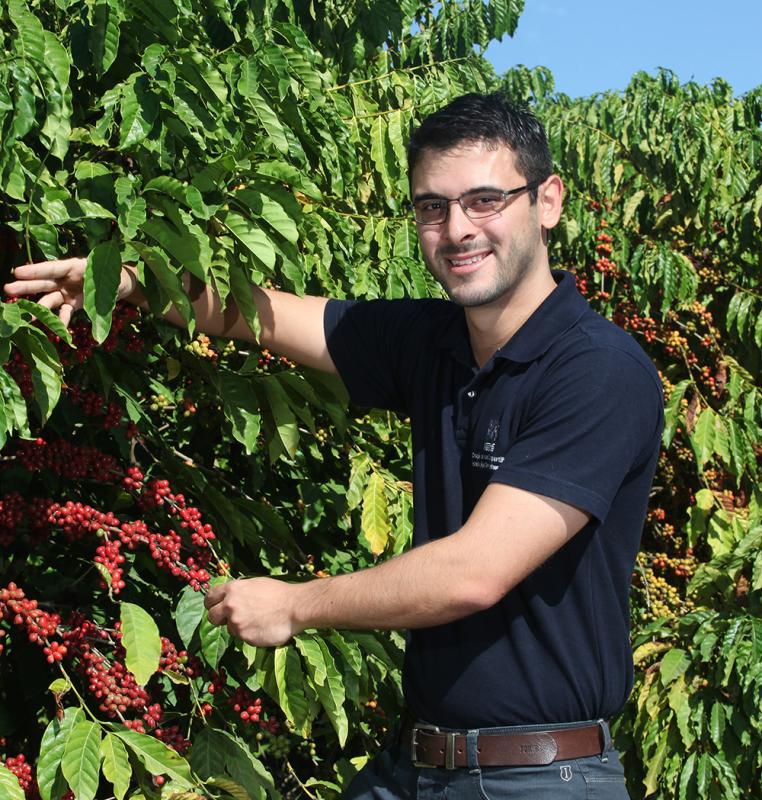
[421,199,444,212]
[469,194,502,207]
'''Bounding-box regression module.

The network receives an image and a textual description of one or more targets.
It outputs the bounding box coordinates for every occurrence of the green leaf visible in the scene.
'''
[141,214,211,282]
[206,776,250,800]
[662,379,689,448]
[346,451,371,511]
[132,243,194,327]
[370,115,393,191]
[61,721,102,800]
[387,109,408,168]
[91,1,122,76]
[273,645,311,736]
[623,189,646,227]
[219,370,261,454]
[48,678,71,694]
[220,211,276,270]
[228,259,260,340]
[260,377,299,460]
[84,239,122,343]
[295,635,348,746]
[113,728,193,788]
[235,190,299,244]
[199,607,231,668]
[361,472,390,556]
[678,751,696,800]
[120,602,161,686]
[709,702,726,749]
[0,368,28,439]
[174,585,205,648]
[249,92,289,155]
[8,0,46,63]
[120,76,159,149]
[100,733,131,800]
[36,707,85,800]
[660,648,691,685]
[14,299,73,346]
[42,29,70,89]
[0,764,25,800]
[643,729,669,795]
[218,730,278,800]
[690,406,717,468]
[13,327,62,422]
[188,727,226,780]
[393,221,416,259]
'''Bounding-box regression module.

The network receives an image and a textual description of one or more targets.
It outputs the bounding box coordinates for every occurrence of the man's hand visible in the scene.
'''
[204,577,304,647]
[3,258,137,328]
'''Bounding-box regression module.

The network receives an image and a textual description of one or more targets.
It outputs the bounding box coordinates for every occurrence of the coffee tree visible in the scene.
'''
[1,0,761,798]
[0,0,521,798]
[503,66,761,799]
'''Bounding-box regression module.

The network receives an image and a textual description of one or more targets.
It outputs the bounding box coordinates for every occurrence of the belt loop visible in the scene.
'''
[597,719,611,763]
[466,729,480,772]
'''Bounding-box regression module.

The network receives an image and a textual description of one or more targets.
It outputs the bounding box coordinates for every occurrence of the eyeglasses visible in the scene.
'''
[412,183,539,225]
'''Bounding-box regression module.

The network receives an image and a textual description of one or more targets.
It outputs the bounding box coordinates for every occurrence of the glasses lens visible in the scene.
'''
[461,190,507,218]
[413,199,447,224]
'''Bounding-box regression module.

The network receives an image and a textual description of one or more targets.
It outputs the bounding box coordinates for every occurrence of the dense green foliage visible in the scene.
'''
[0,0,760,798]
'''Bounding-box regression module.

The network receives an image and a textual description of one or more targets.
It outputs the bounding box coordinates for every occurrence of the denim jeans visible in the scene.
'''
[343,721,630,800]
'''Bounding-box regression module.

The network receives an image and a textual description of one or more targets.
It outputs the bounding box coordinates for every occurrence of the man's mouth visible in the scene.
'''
[445,250,491,272]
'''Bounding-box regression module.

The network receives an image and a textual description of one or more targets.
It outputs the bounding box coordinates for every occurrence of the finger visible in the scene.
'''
[4,279,66,296]
[204,585,226,609]
[207,605,228,627]
[60,303,73,328]
[11,258,86,281]
[35,291,66,312]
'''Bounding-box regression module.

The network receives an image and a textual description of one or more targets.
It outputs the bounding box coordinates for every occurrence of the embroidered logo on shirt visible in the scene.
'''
[471,419,505,471]
[484,419,500,453]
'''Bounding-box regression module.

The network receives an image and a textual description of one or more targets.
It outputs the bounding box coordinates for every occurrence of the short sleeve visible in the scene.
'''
[490,346,664,521]
[324,298,433,412]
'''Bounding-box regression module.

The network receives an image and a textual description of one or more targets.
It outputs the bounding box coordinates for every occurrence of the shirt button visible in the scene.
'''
[467,390,476,398]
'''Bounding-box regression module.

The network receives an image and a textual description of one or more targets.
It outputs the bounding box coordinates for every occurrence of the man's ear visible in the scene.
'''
[537,174,564,233]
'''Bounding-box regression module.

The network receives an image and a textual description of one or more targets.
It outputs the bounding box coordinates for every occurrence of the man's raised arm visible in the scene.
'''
[3,258,337,374]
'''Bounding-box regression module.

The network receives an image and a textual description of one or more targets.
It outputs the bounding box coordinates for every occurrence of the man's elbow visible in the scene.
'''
[455,574,512,615]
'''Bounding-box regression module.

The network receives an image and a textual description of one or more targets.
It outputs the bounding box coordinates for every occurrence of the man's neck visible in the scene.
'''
[465,267,557,368]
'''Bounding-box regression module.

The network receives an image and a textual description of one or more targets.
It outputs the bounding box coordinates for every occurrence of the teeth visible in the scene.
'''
[449,253,485,266]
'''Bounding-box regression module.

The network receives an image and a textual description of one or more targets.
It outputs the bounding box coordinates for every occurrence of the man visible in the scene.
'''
[5,92,662,798]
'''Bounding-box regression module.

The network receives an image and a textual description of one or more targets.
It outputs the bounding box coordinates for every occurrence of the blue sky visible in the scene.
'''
[486,0,761,98]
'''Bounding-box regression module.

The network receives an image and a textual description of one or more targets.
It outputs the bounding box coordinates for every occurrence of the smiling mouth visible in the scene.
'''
[445,251,491,271]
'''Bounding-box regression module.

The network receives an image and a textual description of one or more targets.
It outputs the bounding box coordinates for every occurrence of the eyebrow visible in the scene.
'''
[412,185,505,202]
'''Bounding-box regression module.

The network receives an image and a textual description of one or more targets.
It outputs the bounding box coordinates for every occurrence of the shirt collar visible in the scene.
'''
[437,270,590,365]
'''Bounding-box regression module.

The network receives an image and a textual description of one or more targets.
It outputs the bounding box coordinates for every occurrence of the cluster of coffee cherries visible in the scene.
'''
[0,583,62,658]
[60,304,143,365]
[67,385,124,429]
[185,333,218,360]
[594,229,619,278]
[14,437,120,483]
[257,348,295,371]
[3,754,35,793]
[6,444,218,594]
[633,556,694,622]
[611,299,659,344]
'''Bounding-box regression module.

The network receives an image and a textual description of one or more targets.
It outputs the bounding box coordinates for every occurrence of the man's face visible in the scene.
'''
[412,142,547,308]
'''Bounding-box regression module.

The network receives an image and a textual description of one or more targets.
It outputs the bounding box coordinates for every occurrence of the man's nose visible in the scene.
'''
[442,200,479,241]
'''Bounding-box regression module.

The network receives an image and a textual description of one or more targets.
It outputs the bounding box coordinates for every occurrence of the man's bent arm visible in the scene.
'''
[204,483,590,646]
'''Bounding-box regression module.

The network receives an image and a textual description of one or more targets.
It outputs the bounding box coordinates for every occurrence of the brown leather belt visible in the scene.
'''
[402,719,605,769]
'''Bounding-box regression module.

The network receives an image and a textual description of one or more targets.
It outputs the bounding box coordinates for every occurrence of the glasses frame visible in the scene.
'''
[412,182,541,226]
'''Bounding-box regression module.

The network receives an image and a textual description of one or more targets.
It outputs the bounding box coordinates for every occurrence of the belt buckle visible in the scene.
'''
[411,722,458,770]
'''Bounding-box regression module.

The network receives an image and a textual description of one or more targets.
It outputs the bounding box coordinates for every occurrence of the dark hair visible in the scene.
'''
[407,92,553,201]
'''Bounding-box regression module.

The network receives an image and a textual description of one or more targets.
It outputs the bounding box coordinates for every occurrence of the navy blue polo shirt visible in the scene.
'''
[324,270,664,727]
